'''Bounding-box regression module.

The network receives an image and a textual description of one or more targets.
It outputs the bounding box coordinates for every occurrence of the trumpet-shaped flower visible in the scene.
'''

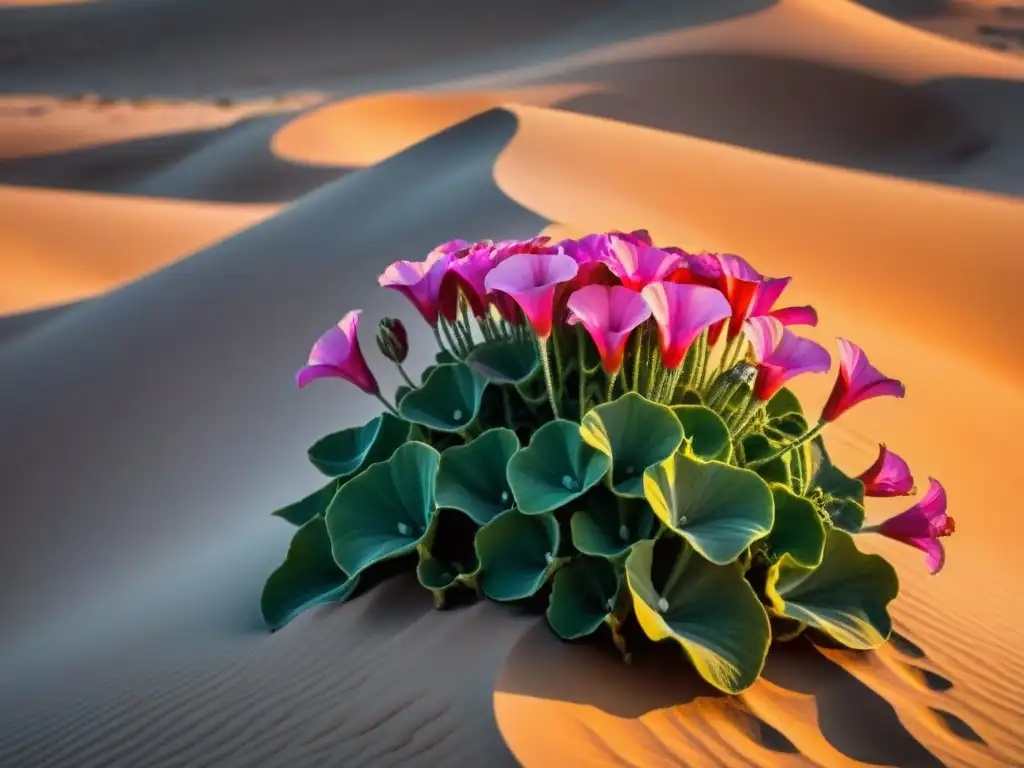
[858,444,915,497]
[715,253,764,343]
[567,285,652,374]
[438,241,495,320]
[606,238,684,291]
[749,277,818,328]
[378,241,461,326]
[296,310,378,394]
[865,479,954,574]
[821,339,905,422]
[641,282,732,369]
[484,251,579,339]
[743,316,831,402]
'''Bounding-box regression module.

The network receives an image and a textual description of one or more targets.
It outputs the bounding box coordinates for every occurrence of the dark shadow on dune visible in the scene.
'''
[0,302,82,348]
[762,638,944,767]
[0,113,349,202]
[0,0,776,97]
[917,667,955,693]
[929,708,987,744]
[890,630,928,659]
[0,108,546,662]
[851,0,952,17]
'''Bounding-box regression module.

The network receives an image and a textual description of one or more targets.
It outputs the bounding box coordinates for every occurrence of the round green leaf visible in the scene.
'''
[811,440,867,533]
[435,428,519,525]
[307,412,410,478]
[325,441,439,576]
[465,339,539,384]
[476,509,561,601]
[768,483,826,568]
[416,508,480,594]
[765,387,804,419]
[546,556,622,640]
[580,392,683,497]
[570,492,656,558]
[677,387,703,405]
[271,479,339,527]
[507,419,610,515]
[766,528,899,650]
[670,404,732,462]
[625,538,771,694]
[261,517,359,630]
[398,362,488,432]
[643,452,774,564]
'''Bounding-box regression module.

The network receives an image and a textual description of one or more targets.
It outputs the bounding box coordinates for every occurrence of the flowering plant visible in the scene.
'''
[261,230,954,694]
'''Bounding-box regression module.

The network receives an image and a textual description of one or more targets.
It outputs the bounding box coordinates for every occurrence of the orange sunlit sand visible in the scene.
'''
[1,0,1022,766]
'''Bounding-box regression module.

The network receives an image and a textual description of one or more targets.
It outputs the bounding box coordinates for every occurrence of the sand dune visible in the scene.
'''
[2,0,1023,765]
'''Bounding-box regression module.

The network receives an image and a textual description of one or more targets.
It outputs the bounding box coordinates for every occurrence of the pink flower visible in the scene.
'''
[858,444,915,497]
[606,238,685,291]
[557,233,611,266]
[484,251,579,339]
[438,241,495,321]
[715,253,764,343]
[821,339,905,422]
[378,241,461,326]
[749,277,818,328]
[743,316,831,402]
[491,235,555,264]
[640,282,732,369]
[566,285,652,374]
[867,479,954,574]
[296,310,378,394]
[609,229,654,247]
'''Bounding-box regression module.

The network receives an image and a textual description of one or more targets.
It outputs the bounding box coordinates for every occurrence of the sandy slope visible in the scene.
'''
[1,0,1024,766]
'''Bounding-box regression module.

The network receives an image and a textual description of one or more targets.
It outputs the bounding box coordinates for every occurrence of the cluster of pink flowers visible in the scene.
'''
[297,230,954,574]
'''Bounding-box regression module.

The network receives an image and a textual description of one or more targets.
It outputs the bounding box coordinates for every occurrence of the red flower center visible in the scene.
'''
[938,516,956,537]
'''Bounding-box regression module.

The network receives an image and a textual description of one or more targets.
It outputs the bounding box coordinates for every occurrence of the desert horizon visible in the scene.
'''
[1,0,1022,766]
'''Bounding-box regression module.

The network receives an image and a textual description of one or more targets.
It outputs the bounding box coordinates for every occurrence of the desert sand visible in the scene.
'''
[1,0,1022,766]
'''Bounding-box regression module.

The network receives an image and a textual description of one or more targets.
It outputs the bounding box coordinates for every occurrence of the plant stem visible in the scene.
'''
[551,329,565,392]
[691,333,707,392]
[441,319,464,357]
[501,386,515,427]
[576,327,587,421]
[374,392,401,417]
[631,325,646,391]
[606,370,619,402]
[433,324,448,354]
[536,335,561,419]
[396,362,417,390]
[747,421,827,469]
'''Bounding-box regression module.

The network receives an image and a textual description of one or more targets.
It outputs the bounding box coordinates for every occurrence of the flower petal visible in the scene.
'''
[769,305,818,327]
[485,251,579,338]
[821,339,905,422]
[296,310,378,394]
[641,282,731,369]
[858,444,915,497]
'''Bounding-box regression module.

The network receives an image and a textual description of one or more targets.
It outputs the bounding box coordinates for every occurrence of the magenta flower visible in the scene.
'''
[858,444,915,497]
[567,285,652,374]
[438,241,495,321]
[743,316,831,402]
[296,310,378,394]
[558,233,611,266]
[609,229,654,247]
[866,479,954,574]
[491,235,554,264]
[640,282,732,369]
[484,251,579,339]
[715,253,764,343]
[378,242,461,326]
[821,339,905,422]
[606,238,685,291]
[749,277,818,328]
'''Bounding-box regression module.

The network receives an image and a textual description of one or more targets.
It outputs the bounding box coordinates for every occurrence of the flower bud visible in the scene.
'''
[376,318,409,364]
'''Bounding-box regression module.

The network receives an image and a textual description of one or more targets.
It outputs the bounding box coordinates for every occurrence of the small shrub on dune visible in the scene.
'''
[261,231,954,694]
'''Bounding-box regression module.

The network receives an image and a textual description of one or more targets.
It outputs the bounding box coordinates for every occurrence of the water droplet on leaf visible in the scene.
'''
[561,475,578,491]
[605,598,615,612]
[397,522,411,536]
[679,515,687,524]
[618,524,630,541]
[657,596,669,613]
[625,465,634,475]
[545,552,554,565]
[453,409,463,421]
[500,490,509,504]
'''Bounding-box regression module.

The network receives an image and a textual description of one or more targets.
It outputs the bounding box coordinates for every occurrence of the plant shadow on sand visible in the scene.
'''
[494,619,989,766]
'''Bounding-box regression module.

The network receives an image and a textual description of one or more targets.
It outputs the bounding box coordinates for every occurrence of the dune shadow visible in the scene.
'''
[0,302,82,348]
[556,52,1024,196]
[930,708,987,745]
[914,666,955,693]
[890,630,928,659]
[762,637,944,767]
[0,112,349,202]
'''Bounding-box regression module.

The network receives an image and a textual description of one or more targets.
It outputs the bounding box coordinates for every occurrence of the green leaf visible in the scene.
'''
[626,538,770,694]
[580,392,683,497]
[765,387,804,419]
[546,556,622,640]
[743,434,791,486]
[435,427,520,525]
[271,479,339,526]
[671,404,732,462]
[812,440,867,533]
[772,412,808,438]
[398,362,488,432]
[465,339,539,384]
[570,491,656,559]
[307,412,410,478]
[766,528,899,650]
[476,509,561,601]
[768,483,826,568]
[416,508,480,595]
[261,517,359,630]
[325,441,439,576]
[507,419,610,515]
[644,452,774,564]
